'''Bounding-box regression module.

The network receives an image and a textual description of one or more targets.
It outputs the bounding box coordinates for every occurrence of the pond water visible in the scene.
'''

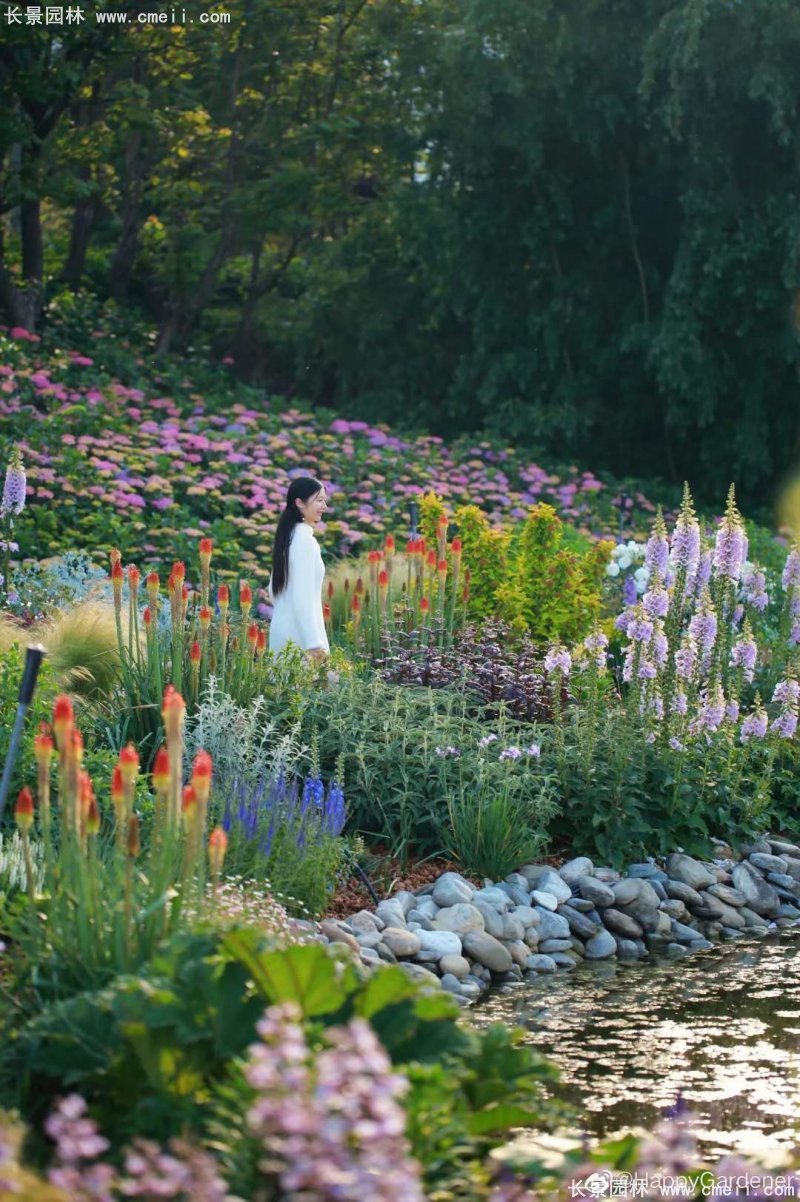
[474,931,800,1163]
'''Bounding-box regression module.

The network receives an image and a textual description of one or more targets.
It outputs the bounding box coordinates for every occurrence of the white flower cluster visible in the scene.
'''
[0,831,44,894]
[606,540,650,593]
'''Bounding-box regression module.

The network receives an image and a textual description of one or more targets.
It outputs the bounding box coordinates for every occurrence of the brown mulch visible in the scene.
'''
[323,845,570,919]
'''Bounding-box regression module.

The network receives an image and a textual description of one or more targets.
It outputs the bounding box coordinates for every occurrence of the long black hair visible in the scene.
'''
[271,476,324,596]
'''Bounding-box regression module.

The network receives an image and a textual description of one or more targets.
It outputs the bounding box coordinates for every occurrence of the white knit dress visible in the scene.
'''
[268,522,330,655]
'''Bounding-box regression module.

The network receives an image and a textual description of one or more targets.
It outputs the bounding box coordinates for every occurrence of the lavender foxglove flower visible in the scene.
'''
[500,746,521,760]
[712,486,746,583]
[643,580,669,620]
[622,643,635,683]
[771,710,798,739]
[638,659,657,680]
[669,483,701,580]
[783,547,800,591]
[645,508,670,578]
[674,634,698,682]
[741,566,769,612]
[543,645,571,675]
[671,691,688,715]
[652,627,668,667]
[725,699,739,723]
[669,737,685,751]
[622,574,638,606]
[689,599,717,659]
[631,614,654,643]
[772,679,800,707]
[694,549,712,596]
[730,625,757,682]
[740,708,768,743]
[583,629,608,669]
[0,446,25,515]
[525,743,541,757]
[614,609,636,635]
[691,684,725,734]
[478,733,499,749]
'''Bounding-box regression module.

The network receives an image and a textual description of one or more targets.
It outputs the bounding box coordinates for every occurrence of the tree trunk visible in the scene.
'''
[62,192,96,291]
[109,131,144,301]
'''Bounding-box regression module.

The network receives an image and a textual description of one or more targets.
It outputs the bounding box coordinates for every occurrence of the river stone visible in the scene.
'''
[376,900,407,928]
[473,886,511,911]
[742,837,772,855]
[778,903,800,920]
[731,861,781,916]
[434,903,485,935]
[665,880,705,908]
[619,898,662,932]
[349,910,384,934]
[535,909,571,940]
[360,947,380,965]
[499,882,532,906]
[439,954,470,979]
[550,952,578,969]
[616,938,640,959]
[669,919,703,944]
[433,872,474,908]
[577,877,615,907]
[659,899,689,921]
[594,867,621,883]
[772,884,800,903]
[526,953,557,973]
[585,929,617,959]
[532,890,558,911]
[418,929,463,959]
[768,837,800,856]
[392,890,416,916]
[407,910,435,930]
[612,879,643,903]
[767,872,800,894]
[650,880,668,901]
[400,962,441,988]
[665,942,690,957]
[524,927,540,947]
[475,902,506,939]
[531,868,573,903]
[570,935,586,955]
[665,853,717,890]
[513,905,540,927]
[602,908,644,938]
[782,856,800,882]
[460,978,484,1000]
[507,939,532,966]
[564,896,594,913]
[707,883,746,908]
[320,920,361,952]
[505,872,532,894]
[560,906,598,940]
[380,927,422,958]
[439,973,463,995]
[559,856,594,885]
[500,913,526,942]
[539,938,574,953]
[462,931,514,973]
[749,851,789,875]
[355,929,383,949]
[739,906,769,930]
[377,942,398,963]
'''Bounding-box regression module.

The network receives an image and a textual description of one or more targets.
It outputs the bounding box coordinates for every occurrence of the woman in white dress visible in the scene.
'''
[268,476,330,662]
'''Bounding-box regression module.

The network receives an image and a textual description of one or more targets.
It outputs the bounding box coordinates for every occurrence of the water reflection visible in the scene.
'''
[473,933,800,1161]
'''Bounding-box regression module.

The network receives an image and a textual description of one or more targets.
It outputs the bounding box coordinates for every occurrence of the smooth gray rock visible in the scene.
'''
[349,910,383,934]
[462,931,514,973]
[526,953,557,973]
[665,853,717,890]
[671,919,704,944]
[616,938,641,960]
[532,890,558,911]
[499,882,532,906]
[739,906,769,930]
[393,890,416,916]
[650,880,668,901]
[768,839,800,857]
[564,896,595,912]
[473,886,512,912]
[440,973,463,994]
[434,903,485,935]
[539,938,574,953]
[360,947,380,965]
[500,913,526,942]
[612,878,643,907]
[432,872,474,908]
[665,880,705,908]
[474,902,506,939]
[526,867,572,902]
[559,906,599,940]
[602,908,644,938]
[749,852,789,875]
[559,856,594,885]
[626,862,663,879]
[550,953,578,969]
[593,867,621,883]
[355,930,382,949]
[707,883,746,908]
[731,861,780,917]
[512,905,540,927]
[585,930,618,959]
[505,872,532,894]
[524,927,540,947]
[376,942,398,963]
[766,872,800,894]
[507,939,533,966]
[578,876,616,907]
[407,910,435,930]
[418,929,463,959]
[412,895,439,919]
[659,899,689,921]
[439,954,470,978]
[535,909,571,940]
[569,937,586,957]
[782,856,800,882]
[399,962,441,987]
[381,928,421,958]
[665,942,690,957]
[777,903,800,921]
[459,978,484,1000]
[376,900,407,928]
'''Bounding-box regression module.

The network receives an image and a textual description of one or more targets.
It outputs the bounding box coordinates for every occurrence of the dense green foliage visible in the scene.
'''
[3,1,800,502]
